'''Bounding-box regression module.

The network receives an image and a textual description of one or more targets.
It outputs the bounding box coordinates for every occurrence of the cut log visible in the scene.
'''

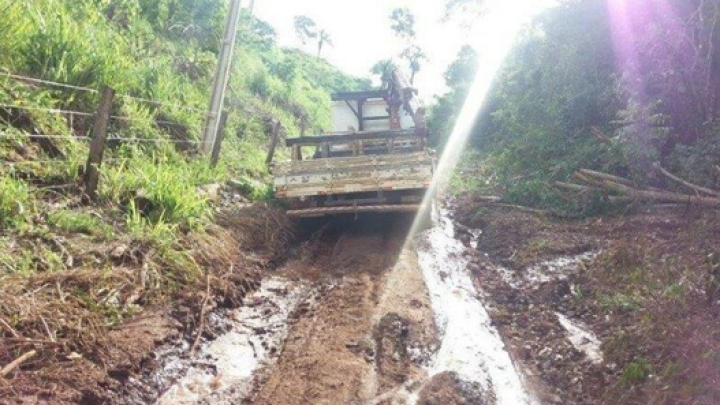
[598,179,720,208]
[590,126,612,145]
[555,181,632,203]
[572,172,605,188]
[654,164,720,197]
[578,169,636,188]
[555,181,596,192]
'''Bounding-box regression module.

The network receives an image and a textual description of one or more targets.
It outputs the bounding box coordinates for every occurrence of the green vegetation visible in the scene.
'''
[48,210,112,239]
[0,0,369,260]
[0,0,370,357]
[0,177,30,229]
[620,357,652,386]
[432,0,720,215]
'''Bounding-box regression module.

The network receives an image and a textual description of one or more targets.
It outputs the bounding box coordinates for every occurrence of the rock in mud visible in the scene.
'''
[418,372,491,405]
[373,313,410,389]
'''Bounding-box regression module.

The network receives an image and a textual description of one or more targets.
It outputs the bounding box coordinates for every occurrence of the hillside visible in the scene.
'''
[0,1,370,401]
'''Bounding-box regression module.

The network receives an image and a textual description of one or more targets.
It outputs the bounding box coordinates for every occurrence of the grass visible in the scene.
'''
[48,210,112,239]
[620,357,652,386]
[0,176,31,229]
[100,156,213,228]
[580,223,720,405]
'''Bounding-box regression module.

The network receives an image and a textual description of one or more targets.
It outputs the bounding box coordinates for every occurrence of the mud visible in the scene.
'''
[8,197,719,405]
[417,372,490,405]
[254,214,436,405]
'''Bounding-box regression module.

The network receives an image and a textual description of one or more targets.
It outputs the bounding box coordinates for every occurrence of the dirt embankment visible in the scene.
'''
[453,196,720,405]
[0,205,290,405]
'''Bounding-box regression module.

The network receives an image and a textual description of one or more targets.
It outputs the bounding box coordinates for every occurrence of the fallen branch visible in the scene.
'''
[654,164,720,197]
[491,203,549,215]
[477,200,549,215]
[1,350,37,378]
[0,318,20,339]
[475,195,503,202]
[190,272,213,356]
[3,338,65,346]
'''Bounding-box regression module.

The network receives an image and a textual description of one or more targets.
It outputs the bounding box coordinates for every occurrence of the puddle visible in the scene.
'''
[415,209,536,405]
[556,312,603,365]
[154,277,311,404]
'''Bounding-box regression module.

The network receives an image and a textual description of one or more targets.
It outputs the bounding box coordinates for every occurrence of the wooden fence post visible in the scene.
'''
[84,86,115,200]
[265,120,282,166]
[210,110,229,168]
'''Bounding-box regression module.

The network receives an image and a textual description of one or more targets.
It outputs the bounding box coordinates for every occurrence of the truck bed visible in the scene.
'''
[273,151,434,199]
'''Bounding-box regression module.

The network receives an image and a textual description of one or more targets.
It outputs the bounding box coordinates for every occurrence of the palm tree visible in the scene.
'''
[317,29,333,58]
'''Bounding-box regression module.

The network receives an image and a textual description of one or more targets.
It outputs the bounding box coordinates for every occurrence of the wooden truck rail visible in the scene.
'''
[274,151,434,199]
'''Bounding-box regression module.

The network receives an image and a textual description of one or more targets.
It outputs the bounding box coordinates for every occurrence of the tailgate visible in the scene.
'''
[273,152,434,199]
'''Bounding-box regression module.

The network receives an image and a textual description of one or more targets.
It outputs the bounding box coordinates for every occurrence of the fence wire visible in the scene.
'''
[0,71,207,113]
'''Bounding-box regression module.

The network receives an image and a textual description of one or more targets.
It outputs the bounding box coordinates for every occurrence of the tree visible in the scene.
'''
[293,15,317,45]
[238,12,277,51]
[293,15,333,59]
[443,0,487,27]
[390,7,416,39]
[388,7,426,84]
[317,29,333,57]
[427,46,478,148]
[400,45,427,85]
[370,59,396,86]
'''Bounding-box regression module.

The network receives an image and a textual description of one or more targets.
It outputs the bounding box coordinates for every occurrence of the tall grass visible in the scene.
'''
[0,176,31,229]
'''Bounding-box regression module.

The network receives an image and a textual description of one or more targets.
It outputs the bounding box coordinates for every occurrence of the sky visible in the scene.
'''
[252,0,469,100]
[252,0,556,101]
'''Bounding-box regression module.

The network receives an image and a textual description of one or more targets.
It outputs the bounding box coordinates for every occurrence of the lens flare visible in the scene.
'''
[406,0,556,240]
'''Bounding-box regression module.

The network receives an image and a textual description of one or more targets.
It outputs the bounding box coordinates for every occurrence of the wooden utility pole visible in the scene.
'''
[266,121,282,166]
[84,86,115,199]
[210,111,229,168]
[201,0,243,154]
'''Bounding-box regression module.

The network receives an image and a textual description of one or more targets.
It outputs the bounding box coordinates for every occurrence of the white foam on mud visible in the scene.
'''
[525,253,598,285]
[156,277,309,405]
[496,252,599,289]
[416,210,536,405]
[556,312,603,365]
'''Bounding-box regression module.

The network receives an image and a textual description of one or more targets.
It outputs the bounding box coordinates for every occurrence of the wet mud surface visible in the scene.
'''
[83,200,720,405]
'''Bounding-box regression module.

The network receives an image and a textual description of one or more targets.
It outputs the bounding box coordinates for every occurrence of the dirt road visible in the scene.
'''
[8,202,718,405]
[139,211,522,404]
[253,216,438,404]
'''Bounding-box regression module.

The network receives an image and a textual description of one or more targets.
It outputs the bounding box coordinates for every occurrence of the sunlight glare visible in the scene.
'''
[407,0,557,239]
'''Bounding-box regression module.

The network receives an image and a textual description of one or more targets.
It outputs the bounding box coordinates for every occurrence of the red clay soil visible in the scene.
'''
[453,197,720,405]
[252,214,438,404]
